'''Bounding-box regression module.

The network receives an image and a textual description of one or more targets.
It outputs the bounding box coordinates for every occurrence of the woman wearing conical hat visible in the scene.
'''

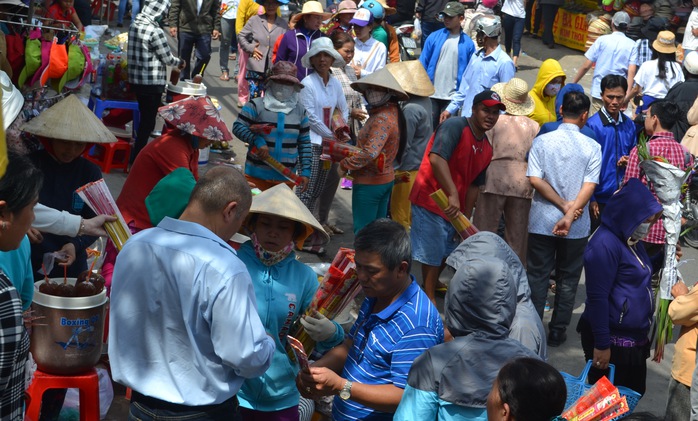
[236,184,343,420]
[341,67,408,234]
[21,95,115,282]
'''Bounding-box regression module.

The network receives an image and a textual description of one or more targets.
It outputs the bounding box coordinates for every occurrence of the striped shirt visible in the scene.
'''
[0,271,29,421]
[233,97,312,181]
[332,278,444,421]
[623,131,693,244]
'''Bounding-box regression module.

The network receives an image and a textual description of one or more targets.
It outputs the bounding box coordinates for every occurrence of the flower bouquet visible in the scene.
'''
[430,189,479,239]
[76,179,131,250]
[636,137,692,362]
[287,248,361,357]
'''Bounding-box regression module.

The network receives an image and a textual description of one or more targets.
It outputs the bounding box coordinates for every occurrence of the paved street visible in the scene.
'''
[100,28,690,418]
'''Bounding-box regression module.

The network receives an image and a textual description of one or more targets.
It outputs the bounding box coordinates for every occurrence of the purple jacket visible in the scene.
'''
[274,27,323,81]
[580,178,662,348]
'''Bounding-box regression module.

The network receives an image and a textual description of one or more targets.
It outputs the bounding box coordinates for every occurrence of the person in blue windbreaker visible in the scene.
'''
[236,183,344,421]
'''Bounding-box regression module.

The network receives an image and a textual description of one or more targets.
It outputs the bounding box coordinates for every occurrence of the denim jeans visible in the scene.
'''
[128,395,237,421]
[526,233,587,333]
[502,13,525,57]
[178,32,213,80]
[117,0,140,25]
[219,17,238,72]
[420,20,445,49]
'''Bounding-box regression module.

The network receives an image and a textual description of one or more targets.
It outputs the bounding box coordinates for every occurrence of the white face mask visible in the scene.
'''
[270,84,296,101]
[365,90,392,108]
[544,83,562,97]
[628,222,651,245]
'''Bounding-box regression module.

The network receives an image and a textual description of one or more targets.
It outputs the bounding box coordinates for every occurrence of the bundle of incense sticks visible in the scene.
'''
[250,146,302,185]
[288,248,361,356]
[76,179,131,251]
[430,189,479,239]
[321,139,386,172]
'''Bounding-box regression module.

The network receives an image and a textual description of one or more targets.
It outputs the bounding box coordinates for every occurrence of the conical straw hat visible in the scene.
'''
[243,183,329,249]
[350,67,409,101]
[385,61,435,97]
[21,94,117,143]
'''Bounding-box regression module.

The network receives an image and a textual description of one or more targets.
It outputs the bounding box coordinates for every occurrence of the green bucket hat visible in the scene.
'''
[145,167,197,226]
[55,43,85,92]
[17,38,41,87]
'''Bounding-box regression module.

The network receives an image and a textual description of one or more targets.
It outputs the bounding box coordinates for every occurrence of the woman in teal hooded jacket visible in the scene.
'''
[237,183,344,421]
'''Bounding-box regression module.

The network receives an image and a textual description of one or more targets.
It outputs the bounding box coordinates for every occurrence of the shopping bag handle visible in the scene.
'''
[581,360,615,383]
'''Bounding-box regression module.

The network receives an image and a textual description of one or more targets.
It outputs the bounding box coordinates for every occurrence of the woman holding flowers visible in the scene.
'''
[236,184,343,421]
[577,178,662,396]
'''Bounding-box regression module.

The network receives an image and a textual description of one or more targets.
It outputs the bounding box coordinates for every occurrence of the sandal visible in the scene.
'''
[326,224,344,235]
[219,71,230,81]
[229,53,237,61]
[435,282,448,295]
[322,224,335,237]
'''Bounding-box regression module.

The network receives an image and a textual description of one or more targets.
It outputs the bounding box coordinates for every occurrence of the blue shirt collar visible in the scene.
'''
[477,44,503,60]
[158,217,237,255]
[367,276,420,321]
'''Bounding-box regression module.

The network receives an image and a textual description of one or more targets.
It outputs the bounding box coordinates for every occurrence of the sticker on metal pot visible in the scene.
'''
[57,315,101,350]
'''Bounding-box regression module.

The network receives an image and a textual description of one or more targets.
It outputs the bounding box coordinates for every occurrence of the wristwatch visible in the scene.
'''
[339,380,353,400]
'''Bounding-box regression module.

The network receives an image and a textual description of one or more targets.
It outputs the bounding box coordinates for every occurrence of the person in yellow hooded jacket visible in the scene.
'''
[528,58,566,127]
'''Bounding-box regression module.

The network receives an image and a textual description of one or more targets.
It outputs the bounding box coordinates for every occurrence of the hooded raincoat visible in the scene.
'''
[528,59,566,127]
[446,232,547,360]
[394,233,538,421]
[580,178,662,348]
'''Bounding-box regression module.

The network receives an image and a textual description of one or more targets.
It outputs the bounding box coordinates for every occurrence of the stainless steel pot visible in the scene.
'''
[31,278,108,375]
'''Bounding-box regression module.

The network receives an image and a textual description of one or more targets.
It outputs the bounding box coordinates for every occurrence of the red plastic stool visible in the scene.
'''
[83,138,131,174]
[25,369,100,421]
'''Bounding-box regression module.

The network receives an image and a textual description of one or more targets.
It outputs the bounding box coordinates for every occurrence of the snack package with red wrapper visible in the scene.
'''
[331,108,351,142]
[250,146,302,185]
[287,335,310,371]
[287,248,362,358]
[563,377,623,421]
[321,139,386,172]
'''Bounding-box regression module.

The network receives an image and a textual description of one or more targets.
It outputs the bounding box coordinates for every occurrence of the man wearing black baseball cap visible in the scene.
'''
[409,90,504,305]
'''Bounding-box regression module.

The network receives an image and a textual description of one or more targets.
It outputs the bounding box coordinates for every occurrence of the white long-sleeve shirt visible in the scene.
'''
[299,72,349,145]
[352,37,387,78]
[33,203,81,237]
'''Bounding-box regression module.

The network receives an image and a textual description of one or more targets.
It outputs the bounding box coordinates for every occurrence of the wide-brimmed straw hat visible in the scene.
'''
[301,37,345,69]
[265,61,304,87]
[243,183,329,249]
[490,78,534,116]
[21,94,117,143]
[333,0,357,17]
[652,30,677,54]
[158,96,233,141]
[351,67,409,101]
[385,61,434,97]
[290,1,332,27]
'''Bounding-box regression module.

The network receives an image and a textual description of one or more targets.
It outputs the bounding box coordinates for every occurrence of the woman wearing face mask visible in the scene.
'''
[233,61,312,191]
[296,38,348,253]
[577,178,663,396]
[236,184,343,421]
[339,67,408,233]
[528,58,566,126]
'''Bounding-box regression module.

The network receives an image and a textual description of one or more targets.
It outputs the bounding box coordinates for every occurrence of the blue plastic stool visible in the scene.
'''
[88,95,140,139]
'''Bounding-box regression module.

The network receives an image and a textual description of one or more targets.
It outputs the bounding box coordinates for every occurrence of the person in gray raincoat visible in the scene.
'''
[446,231,548,361]
[393,232,539,421]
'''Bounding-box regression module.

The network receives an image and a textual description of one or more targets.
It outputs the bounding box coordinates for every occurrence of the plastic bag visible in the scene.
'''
[413,17,422,39]
[60,368,114,419]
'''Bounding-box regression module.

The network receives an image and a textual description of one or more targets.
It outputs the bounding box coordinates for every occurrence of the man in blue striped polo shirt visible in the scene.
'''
[297,219,444,420]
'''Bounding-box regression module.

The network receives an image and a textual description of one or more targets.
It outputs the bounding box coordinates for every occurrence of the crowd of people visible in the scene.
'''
[4,0,698,419]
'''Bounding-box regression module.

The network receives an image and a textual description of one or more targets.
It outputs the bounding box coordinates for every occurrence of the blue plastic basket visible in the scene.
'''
[561,360,642,420]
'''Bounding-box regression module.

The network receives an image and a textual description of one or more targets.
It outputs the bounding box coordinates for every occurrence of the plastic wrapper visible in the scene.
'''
[76,179,132,251]
[287,248,361,357]
[321,139,386,172]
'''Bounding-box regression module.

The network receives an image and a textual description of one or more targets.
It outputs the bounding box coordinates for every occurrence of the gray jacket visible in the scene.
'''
[447,232,548,361]
[394,96,432,172]
[238,15,288,74]
[404,233,538,408]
